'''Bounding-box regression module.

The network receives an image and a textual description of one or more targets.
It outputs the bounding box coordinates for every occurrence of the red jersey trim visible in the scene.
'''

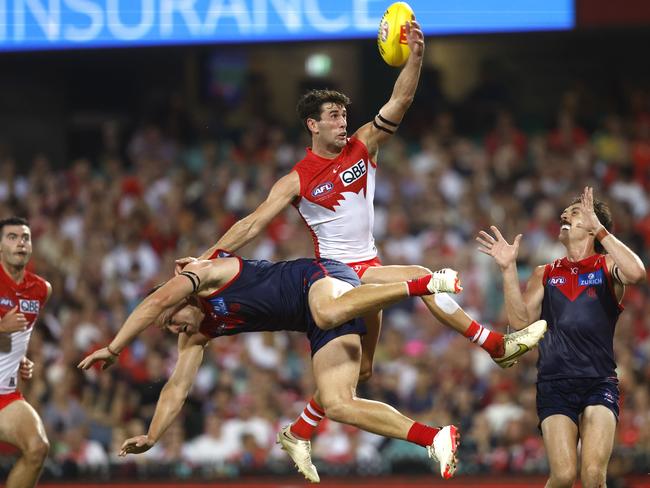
[205,256,243,299]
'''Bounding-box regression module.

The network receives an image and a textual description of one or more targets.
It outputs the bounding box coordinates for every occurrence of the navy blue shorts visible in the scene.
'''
[304,259,366,356]
[536,377,619,429]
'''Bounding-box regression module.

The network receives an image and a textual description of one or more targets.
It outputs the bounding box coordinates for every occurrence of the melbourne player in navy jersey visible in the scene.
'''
[78,254,463,480]
[477,187,646,488]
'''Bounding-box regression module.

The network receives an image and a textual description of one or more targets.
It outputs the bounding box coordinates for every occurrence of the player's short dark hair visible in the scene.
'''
[0,216,29,238]
[569,196,613,254]
[296,89,351,134]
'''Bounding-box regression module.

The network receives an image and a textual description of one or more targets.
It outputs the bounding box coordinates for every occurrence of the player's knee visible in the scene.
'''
[311,302,340,330]
[23,437,49,465]
[321,400,354,423]
[580,464,606,488]
[550,465,576,488]
[406,265,431,279]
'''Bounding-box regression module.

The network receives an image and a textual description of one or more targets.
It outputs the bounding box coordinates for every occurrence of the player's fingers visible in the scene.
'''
[476,237,493,249]
[513,234,523,250]
[77,356,95,369]
[477,230,495,241]
[490,225,505,241]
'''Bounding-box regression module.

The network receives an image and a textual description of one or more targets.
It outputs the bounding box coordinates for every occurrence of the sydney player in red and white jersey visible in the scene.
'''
[180,19,545,482]
[0,217,51,488]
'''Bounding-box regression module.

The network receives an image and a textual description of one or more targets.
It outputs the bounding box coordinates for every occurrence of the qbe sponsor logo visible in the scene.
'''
[19,299,40,314]
[339,160,367,187]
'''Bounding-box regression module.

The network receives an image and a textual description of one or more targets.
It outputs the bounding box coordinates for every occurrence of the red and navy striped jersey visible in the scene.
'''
[538,254,622,381]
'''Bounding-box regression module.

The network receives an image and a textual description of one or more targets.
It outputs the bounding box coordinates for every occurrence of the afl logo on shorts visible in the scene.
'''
[548,277,566,286]
[340,159,367,187]
[312,181,334,197]
[19,299,40,314]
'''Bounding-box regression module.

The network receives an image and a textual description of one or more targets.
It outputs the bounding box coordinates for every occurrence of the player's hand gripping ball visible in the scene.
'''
[377,2,415,67]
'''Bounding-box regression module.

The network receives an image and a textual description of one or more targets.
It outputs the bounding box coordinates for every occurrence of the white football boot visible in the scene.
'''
[427,424,460,479]
[427,268,463,294]
[276,425,320,483]
[493,320,548,368]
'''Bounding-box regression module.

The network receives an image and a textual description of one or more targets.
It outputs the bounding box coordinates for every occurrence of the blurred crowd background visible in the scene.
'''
[1,19,650,488]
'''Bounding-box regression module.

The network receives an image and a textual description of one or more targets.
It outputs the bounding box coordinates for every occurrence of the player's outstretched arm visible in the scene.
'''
[78,260,216,370]
[477,225,542,329]
[119,334,207,456]
[355,19,425,156]
[577,187,646,285]
[195,172,300,261]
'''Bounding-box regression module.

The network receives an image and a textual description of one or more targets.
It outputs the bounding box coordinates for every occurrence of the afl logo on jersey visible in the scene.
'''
[548,277,566,286]
[312,181,334,197]
[19,299,40,314]
[0,297,14,308]
[340,159,367,187]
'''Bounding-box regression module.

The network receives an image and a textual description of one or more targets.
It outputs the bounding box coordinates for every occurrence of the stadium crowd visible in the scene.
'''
[0,77,649,483]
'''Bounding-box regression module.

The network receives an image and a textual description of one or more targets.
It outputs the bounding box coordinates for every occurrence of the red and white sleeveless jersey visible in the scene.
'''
[292,137,377,263]
[0,265,48,394]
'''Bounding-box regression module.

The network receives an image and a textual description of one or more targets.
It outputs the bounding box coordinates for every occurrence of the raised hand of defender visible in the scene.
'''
[575,186,603,234]
[19,356,34,380]
[476,225,522,270]
[119,435,155,456]
[174,256,198,275]
[77,347,118,371]
[405,19,425,58]
[0,306,28,333]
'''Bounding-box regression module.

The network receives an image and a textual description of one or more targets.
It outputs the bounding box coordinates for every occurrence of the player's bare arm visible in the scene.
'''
[354,19,425,158]
[477,225,531,329]
[521,266,545,325]
[576,186,645,288]
[197,171,301,261]
[119,332,207,456]
[78,259,234,370]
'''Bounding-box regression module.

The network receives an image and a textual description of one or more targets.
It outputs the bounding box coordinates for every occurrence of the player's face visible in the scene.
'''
[0,225,32,268]
[559,204,590,242]
[160,302,200,336]
[313,103,347,150]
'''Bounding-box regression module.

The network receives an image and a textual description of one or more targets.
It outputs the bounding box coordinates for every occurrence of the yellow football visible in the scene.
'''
[377,2,414,67]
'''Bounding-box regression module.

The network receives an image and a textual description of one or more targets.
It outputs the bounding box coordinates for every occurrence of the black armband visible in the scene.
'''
[373,119,395,134]
[180,271,201,293]
[373,113,399,135]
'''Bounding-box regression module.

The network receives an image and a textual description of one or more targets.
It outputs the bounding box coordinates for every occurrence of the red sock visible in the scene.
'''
[463,320,504,357]
[290,398,325,440]
[407,422,440,447]
[407,275,432,296]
